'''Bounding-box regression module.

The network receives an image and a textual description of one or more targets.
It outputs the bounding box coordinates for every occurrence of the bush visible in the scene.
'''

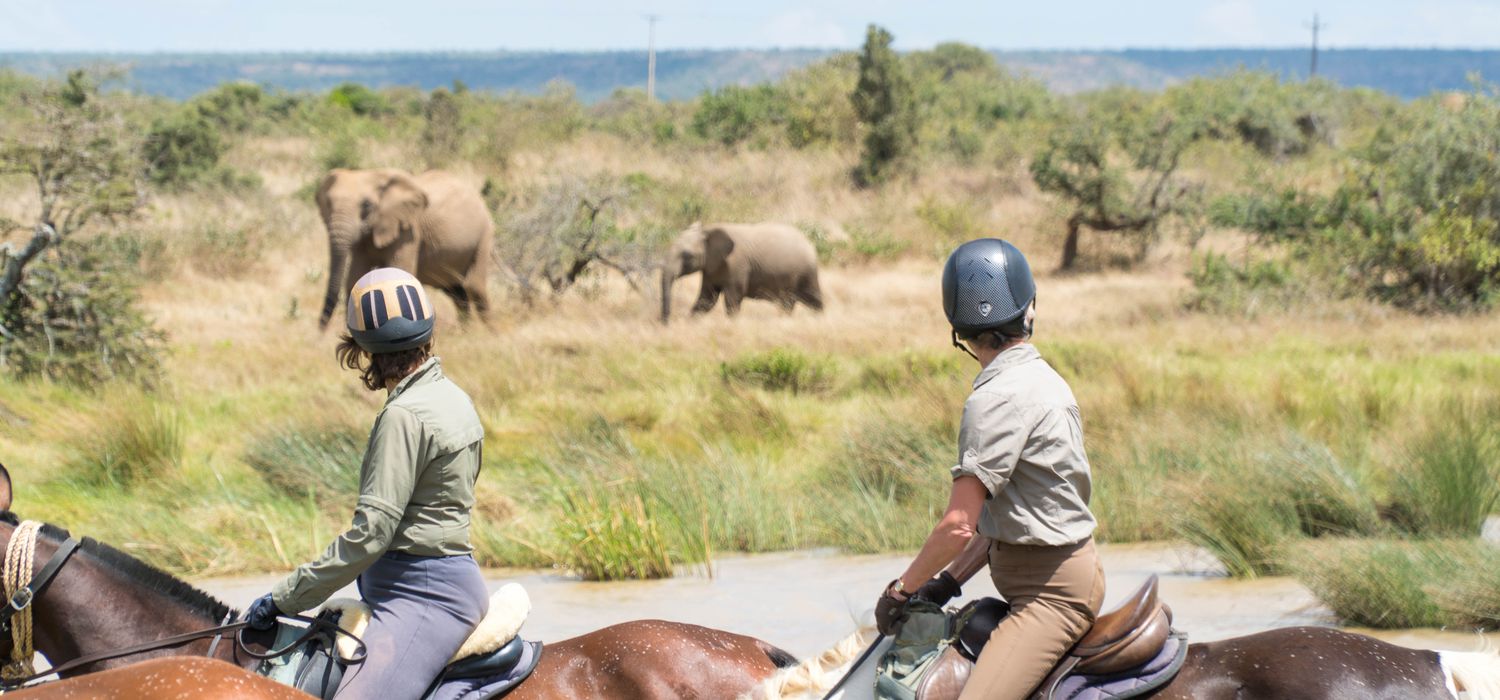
[0,237,165,386]
[190,82,265,133]
[1215,89,1500,311]
[720,348,836,395]
[691,84,785,146]
[143,109,226,187]
[244,426,363,499]
[327,82,388,117]
[69,400,182,487]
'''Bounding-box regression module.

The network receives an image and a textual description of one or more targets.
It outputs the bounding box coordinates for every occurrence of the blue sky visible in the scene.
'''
[2,1,1498,52]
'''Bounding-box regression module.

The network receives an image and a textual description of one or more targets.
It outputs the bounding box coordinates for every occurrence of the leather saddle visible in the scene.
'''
[261,585,543,700]
[915,575,1175,700]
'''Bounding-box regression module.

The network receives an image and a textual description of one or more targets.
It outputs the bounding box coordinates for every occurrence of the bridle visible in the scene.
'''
[2,520,81,685]
[0,519,366,692]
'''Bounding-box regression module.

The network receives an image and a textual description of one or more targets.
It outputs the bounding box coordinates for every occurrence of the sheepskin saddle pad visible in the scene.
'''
[319,582,532,664]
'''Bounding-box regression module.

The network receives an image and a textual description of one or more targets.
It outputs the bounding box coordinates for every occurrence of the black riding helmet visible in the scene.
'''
[941,238,1036,355]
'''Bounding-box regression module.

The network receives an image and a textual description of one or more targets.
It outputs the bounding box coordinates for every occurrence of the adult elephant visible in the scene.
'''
[659,222,822,323]
[316,168,494,327]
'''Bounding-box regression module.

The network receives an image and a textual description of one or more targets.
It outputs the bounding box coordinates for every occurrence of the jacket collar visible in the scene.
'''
[387,356,442,402]
[972,343,1040,391]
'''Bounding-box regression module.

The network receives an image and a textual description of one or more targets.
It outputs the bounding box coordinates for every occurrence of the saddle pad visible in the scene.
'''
[1052,632,1188,700]
[319,583,531,664]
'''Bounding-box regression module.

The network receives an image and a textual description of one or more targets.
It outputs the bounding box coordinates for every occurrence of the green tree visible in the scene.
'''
[1030,92,1205,270]
[851,24,918,187]
[0,71,161,385]
[421,87,464,166]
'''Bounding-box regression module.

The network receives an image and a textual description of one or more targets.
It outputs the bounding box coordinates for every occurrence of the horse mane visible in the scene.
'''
[1,509,235,622]
[738,626,878,700]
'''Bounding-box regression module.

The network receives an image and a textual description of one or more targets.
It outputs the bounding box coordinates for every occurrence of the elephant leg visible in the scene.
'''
[690,285,720,316]
[444,285,473,319]
[797,275,824,312]
[462,275,491,324]
[722,286,745,317]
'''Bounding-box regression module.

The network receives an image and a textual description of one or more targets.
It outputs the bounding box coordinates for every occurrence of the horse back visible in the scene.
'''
[505,619,791,700]
[1151,627,1450,700]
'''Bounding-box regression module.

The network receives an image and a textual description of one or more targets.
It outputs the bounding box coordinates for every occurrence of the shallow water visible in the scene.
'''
[194,540,1489,659]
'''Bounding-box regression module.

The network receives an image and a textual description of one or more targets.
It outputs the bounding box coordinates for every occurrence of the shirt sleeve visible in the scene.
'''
[950,392,1031,497]
[272,406,424,613]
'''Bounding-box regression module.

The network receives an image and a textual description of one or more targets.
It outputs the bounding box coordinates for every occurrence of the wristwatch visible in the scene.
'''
[890,578,914,601]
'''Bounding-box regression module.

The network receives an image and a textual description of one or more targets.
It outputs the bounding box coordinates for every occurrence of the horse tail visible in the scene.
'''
[737,627,877,700]
[1441,646,1500,699]
[758,640,799,669]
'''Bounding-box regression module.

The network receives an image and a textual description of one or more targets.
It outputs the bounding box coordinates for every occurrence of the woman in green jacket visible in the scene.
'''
[245,267,488,700]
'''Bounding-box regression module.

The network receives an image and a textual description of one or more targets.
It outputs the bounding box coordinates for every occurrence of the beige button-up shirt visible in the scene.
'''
[950,344,1096,546]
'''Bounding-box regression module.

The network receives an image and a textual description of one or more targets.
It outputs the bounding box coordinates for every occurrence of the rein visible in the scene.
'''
[0,519,366,693]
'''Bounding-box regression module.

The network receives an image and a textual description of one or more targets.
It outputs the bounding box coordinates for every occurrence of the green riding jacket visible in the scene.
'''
[272,357,485,613]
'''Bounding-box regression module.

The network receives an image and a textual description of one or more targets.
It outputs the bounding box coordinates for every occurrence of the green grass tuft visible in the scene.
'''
[1389,403,1500,537]
[720,348,836,395]
[244,425,363,499]
[69,400,183,488]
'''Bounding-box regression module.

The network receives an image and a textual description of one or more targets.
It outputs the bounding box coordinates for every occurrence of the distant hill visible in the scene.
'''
[2,48,1496,101]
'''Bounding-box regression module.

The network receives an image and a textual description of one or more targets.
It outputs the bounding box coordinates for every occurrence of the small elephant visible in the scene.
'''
[660,222,823,323]
[316,168,494,328]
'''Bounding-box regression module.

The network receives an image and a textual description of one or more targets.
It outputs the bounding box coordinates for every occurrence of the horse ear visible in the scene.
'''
[0,463,11,512]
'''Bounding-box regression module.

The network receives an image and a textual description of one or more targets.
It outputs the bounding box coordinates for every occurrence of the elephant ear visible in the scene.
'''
[372,174,428,249]
[703,227,735,274]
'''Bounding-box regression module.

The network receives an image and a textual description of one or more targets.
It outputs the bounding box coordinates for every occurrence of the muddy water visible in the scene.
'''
[194,541,1488,659]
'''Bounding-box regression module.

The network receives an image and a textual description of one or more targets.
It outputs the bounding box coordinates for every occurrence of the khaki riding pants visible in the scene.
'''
[956,538,1105,700]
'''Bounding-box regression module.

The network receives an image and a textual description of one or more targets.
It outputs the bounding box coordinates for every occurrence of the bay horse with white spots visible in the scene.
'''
[745,617,1500,699]
[0,466,795,699]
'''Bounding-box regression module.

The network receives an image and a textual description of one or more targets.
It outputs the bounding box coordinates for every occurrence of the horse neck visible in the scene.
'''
[14,526,241,673]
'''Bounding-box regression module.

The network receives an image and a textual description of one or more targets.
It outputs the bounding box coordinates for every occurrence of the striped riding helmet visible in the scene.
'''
[346,268,435,354]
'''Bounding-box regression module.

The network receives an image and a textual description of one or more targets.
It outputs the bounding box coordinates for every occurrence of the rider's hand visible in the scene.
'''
[875,580,911,636]
[246,594,282,631]
[914,571,963,607]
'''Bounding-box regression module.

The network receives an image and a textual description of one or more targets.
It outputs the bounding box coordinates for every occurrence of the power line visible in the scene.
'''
[1305,12,1328,78]
[645,14,659,101]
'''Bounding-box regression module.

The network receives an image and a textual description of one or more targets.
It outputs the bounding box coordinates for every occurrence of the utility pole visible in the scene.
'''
[645,14,660,101]
[1305,13,1328,78]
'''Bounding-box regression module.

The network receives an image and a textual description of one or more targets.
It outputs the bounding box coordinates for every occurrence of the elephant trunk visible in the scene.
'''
[659,266,676,324]
[320,217,358,329]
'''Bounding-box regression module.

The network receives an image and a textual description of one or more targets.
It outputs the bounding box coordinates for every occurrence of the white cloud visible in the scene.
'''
[1196,0,1271,46]
[759,9,849,48]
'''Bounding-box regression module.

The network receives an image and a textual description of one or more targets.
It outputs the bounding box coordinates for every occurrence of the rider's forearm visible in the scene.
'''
[897,514,977,593]
[942,532,990,585]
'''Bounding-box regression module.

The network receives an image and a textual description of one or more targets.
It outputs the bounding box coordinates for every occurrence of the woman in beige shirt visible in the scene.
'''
[875,239,1103,700]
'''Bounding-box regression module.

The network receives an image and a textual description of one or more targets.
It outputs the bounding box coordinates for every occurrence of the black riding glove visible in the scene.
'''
[875,580,911,636]
[914,571,963,606]
[246,594,282,631]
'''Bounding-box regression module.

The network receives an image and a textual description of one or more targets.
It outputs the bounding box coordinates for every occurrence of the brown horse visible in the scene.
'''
[4,657,312,699]
[748,617,1500,699]
[0,466,794,699]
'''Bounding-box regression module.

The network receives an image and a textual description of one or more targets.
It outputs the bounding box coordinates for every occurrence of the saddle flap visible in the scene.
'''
[1073,605,1171,676]
[914,645,973,700]
[1074,575,1159,655]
